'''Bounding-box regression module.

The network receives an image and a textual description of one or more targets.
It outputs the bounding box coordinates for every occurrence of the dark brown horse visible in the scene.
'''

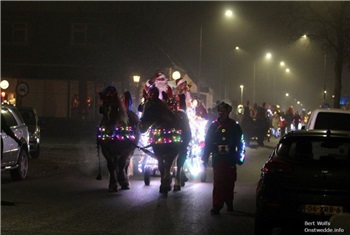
[97,86,140,192]
[138,88,191,195]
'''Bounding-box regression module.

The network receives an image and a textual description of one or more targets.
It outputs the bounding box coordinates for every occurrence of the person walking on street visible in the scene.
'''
[284,106,294,133]
[293,111,301,130]
[255,103,269,147]
[201,102,245,215]
[271,112,280,138]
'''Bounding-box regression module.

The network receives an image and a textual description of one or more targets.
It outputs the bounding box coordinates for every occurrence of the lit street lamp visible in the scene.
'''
[0,80,9,90]
[240,85,244,105]
[225,9,233,17]
[274,60,291,104]
[133,75,140,111]
[172,71,181,80]
[265,52,272,60]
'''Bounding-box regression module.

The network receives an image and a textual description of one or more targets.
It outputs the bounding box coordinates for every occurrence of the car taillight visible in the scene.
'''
[263,160,293,173]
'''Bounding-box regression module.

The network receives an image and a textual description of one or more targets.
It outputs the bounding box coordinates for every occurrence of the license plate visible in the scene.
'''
[303,204,343,215]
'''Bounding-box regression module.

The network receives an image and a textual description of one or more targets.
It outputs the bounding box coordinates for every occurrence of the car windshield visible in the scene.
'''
[314,113,350,131]
[277,137,350,163]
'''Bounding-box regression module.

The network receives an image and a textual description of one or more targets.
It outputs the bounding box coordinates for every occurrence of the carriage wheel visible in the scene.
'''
[144,168,151,186]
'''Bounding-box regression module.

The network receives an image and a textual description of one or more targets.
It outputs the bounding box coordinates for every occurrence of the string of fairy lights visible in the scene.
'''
[149,128,183,144]
[97,126,136,141]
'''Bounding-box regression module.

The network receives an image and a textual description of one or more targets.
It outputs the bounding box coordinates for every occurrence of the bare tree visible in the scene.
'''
[286,2,350,108]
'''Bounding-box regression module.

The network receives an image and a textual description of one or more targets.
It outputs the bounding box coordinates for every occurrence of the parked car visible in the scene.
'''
[18,107,42,158]
[1,104,30,180]
[305,108,350,131]
[255,130,350,234]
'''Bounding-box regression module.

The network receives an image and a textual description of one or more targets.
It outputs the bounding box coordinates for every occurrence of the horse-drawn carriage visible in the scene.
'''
[96,83,206,195]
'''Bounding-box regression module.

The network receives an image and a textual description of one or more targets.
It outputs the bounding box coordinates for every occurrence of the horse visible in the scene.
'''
[138,90,191,194]
[97,86,140,192]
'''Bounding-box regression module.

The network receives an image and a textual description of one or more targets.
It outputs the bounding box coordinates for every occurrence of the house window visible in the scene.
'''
[2,22,29,45]
[71,23,103,46]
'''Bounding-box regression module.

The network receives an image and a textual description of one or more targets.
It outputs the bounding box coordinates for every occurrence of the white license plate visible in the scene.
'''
[303,204,343,215]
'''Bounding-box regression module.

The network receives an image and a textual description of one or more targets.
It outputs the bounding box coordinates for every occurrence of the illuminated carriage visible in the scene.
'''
[137,104,208,186]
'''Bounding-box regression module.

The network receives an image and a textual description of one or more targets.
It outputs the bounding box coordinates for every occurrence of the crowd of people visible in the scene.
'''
[233,101,308,146]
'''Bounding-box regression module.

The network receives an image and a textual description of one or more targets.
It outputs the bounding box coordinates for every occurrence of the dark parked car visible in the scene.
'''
[1,104,30,180]
[255,130,350,234]
[18,107,42,158]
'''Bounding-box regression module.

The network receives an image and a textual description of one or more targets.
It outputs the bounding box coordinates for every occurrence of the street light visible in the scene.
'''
[225,9,233,17]
[265,53,272,60]
[298,34,327,103]
[223,46,240,101]
[274,60,290,104]
[323,52,327,100]
[240,85,244,105]
[172,71,181,80]
[133,75,140,111]
[0,80,9,90]
[198,9,234,99]
[133,75,140,83]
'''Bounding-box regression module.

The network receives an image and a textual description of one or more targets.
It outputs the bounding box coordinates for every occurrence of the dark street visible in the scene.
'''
[1,126,278,235]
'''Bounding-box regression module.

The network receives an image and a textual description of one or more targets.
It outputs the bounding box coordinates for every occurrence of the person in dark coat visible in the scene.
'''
[201,102,244,215]
[293,111,301,130]
[241,102,254,146]
[284,106,294,133]
[255,103,269,147]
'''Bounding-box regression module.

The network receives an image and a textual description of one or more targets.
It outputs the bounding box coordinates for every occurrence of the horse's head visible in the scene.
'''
[138,95,174,133]
[99,85,128,127]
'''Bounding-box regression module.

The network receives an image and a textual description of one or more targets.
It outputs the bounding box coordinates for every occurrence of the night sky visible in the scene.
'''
[3,1,349,111]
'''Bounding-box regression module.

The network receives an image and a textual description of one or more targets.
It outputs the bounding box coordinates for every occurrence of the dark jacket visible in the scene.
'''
[202,117,244,166]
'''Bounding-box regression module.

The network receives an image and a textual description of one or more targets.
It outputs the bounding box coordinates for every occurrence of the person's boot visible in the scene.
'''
[210,207,221,215]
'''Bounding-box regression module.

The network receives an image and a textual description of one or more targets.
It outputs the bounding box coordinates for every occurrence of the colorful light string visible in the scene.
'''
[97,126,136,141]
[149,128,183,144]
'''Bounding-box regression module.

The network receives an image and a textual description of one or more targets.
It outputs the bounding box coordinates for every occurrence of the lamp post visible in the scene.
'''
[198,26,202,96]
[254,52,271,104]
[274,61,290,105]
[240,85,244,105]
[133,75,140,111]
[323,52,327,100]
[198,9,233,100]
[253,61,256,104]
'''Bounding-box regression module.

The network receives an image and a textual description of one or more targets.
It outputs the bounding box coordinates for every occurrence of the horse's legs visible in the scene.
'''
[117,156,131,190]
[174,150,187,191]
[106,159,118,192]
[158,158,172,194]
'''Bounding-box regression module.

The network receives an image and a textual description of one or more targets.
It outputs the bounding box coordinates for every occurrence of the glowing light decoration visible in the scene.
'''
[137,97,210,178]
[97,126,136,141]
[238,134,246,164]
[149,128,183,144]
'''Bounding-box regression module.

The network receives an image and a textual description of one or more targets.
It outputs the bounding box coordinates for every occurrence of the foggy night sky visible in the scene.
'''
[3,1,349,111]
